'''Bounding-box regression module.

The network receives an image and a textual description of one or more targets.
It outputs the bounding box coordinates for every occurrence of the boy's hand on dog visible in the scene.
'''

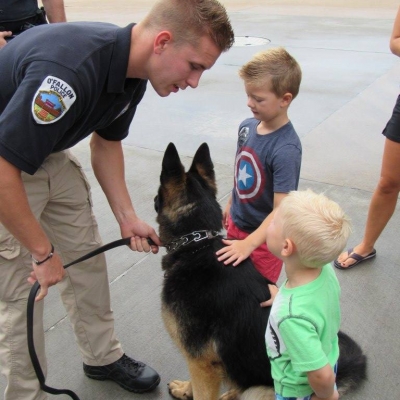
[260,284,279,308]
[216,238,252,266]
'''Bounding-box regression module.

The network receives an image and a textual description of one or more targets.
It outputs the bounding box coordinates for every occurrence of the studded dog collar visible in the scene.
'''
[164,230,220,254]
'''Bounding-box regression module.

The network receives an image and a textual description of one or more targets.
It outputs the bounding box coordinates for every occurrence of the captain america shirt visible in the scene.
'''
[230,118,302,232]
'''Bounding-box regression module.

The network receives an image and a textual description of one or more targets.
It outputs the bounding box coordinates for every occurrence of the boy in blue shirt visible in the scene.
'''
[217,47,302,283]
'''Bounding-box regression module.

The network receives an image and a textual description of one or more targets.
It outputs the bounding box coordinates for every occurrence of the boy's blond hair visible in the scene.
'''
[239,47,302,99]
[141,0,234,52]
[279,190,351,268]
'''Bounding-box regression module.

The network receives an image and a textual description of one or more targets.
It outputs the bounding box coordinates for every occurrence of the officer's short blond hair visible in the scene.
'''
[279,190,351,268]
[239,47,302,99]
[142,0,234,52]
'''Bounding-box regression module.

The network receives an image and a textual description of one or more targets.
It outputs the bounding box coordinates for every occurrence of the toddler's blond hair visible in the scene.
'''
[279,190,351,268]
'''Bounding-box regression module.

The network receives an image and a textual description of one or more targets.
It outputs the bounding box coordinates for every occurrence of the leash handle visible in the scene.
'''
[27,236,137,399]
[63,237,157,269]
[27,282,81,399]
[64,237,131,268]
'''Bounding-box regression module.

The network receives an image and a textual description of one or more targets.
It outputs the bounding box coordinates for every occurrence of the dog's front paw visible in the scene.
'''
[168,380,193,399]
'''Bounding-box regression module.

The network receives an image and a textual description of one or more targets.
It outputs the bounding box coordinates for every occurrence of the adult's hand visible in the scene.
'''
[0,156,64,301]
[0,31,12,48]
[28,251,66,301]
[90,134,161,254]
[120,215,161,254]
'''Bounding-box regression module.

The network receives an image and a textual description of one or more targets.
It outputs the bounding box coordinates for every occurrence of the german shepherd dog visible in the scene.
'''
[154,143,367,400]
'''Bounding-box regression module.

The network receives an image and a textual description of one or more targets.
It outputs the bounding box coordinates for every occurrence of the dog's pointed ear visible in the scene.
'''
[161,143,185,182]
[189,143,214,179]
[189,143,216,193]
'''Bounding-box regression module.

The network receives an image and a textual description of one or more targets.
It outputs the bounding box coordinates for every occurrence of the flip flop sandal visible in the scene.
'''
[334,248,376,270]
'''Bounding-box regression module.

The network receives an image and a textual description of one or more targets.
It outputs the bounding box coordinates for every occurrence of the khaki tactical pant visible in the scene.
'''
[0,151,123,400]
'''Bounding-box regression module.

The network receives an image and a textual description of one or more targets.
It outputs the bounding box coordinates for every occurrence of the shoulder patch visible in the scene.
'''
[32,76,76,124]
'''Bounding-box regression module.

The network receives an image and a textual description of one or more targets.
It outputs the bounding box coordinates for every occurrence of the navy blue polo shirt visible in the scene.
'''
[0,21,147,174]
[0,0,38,22]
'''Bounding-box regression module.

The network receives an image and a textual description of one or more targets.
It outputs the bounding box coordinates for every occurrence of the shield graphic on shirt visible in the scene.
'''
[234,146,266,202]
[32,76,76,124]
[33,91,65,123]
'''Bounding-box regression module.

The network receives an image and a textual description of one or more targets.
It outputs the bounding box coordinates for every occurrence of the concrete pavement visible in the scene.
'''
[1,1,400,399]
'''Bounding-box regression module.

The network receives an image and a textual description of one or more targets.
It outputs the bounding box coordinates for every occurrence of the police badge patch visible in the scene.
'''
[32,76,76,124]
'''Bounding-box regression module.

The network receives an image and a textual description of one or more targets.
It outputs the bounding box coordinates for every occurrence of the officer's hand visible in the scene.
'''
[0,31,12,48]
[28,252,66,301]
[121,217,161,254]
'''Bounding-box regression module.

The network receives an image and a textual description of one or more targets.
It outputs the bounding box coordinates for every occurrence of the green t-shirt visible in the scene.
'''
[265,264,341,397]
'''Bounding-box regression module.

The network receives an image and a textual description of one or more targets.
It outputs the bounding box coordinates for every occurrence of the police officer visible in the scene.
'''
[0,0,234,399]
[0,0,66,48]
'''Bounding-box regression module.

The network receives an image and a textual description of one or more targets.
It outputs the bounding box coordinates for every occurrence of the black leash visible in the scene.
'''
[27,237,134,399]
[26,231,216,398]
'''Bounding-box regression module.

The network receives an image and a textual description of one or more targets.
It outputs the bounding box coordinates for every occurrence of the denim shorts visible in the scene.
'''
[275,395,311,400]
[382,94,400,143]
[275,363,338,400]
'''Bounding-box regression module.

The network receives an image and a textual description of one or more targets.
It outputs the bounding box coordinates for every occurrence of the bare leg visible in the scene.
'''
[337,138,400,267]
[240,386,275,400]
[219,389,241,400]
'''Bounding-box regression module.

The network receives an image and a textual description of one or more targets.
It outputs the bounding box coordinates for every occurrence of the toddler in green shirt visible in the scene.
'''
[265,190,351,400]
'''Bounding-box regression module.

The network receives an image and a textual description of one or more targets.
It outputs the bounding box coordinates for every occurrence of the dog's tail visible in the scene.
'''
[337,330,367,395]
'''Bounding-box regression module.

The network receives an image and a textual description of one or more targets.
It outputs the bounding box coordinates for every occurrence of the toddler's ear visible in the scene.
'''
[281,238,295,257]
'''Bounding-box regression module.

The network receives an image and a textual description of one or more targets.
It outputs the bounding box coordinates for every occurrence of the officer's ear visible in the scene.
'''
[154,31,172,54]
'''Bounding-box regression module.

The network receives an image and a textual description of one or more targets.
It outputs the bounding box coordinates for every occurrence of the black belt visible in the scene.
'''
[0,7,47,36]
[27,237,140,400]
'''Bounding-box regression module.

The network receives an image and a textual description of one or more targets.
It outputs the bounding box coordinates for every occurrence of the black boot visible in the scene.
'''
[83,354,160,393]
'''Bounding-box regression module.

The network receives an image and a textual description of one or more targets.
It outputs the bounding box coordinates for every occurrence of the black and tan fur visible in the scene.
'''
[154,143,367,400]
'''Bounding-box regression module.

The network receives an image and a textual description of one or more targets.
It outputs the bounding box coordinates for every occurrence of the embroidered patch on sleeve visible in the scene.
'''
[32,76,76,124]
